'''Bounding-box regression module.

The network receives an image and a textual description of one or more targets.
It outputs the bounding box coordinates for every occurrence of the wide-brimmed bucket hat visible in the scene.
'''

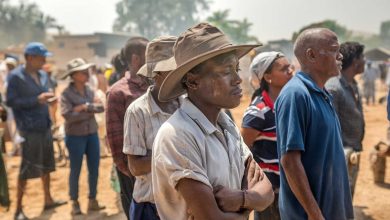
[158,22,261,102]
[61,58,94,79]
[137,36,177,78]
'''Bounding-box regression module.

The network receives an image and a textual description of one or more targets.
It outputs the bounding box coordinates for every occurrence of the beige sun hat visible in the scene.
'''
[158,22,261,102]
[137,36,177,78]
[4,57,17,67]
[61,58,94,79]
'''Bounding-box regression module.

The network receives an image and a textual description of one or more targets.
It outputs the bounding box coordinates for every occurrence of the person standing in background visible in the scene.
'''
[275,29,353,220]
[325,42,365,198]
[362,61,378,105]
[7,42,66,220]
[106,37,149,220]
[241,51,293,220]
[60,58,105,215]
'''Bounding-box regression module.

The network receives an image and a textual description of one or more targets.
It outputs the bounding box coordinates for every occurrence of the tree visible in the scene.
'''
[380,20,390,48]
[0,0,63,48]
[113,0,208,39]
[207,10,259,44]
[292,20,350,42]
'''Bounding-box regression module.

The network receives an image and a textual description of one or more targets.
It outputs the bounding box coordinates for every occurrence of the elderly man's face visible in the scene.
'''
[315,33,343,77]
[192,53,242,109]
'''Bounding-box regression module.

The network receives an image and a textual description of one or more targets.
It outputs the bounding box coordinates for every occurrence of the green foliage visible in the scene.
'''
[292,19,350,42]
[113,0,208,39]
[380,20,390,39]
[207,9,259,44]
[0,0,63,48]
[291,19,390,50]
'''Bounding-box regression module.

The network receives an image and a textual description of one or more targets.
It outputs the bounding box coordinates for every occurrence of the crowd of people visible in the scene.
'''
[0,22,389,220]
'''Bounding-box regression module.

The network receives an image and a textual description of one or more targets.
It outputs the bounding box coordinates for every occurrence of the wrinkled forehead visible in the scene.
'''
[317,31,339,48]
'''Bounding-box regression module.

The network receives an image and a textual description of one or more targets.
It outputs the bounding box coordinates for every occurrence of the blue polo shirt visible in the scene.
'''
[6,65,51,132]
[275,72,353,220]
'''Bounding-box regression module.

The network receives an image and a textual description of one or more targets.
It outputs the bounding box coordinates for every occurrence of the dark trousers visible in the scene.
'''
[117,167,135,220]
[130,199,159,220]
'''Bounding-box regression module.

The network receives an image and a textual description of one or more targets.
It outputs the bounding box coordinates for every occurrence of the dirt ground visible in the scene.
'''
[1,83,390,219]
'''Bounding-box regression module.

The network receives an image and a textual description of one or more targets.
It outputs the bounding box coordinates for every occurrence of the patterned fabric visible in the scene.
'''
[242,90,279,188]
[106,72,149,175]
[123,86,183,203]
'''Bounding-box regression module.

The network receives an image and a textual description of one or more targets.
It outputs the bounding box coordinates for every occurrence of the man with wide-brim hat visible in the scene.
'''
[152,23,274,220]
[123,35,182,220]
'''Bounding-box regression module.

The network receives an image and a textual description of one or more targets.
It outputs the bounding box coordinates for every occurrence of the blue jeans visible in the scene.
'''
[65,133,100,200]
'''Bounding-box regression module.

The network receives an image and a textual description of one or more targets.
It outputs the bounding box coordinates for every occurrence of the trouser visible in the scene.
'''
[117,167,135,220]
[130,199,159,220]
[254,192,280,220]
[344,147,360,198]
[65,133,100,200]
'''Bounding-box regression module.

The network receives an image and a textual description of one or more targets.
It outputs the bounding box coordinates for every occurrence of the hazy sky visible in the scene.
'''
[29,0,390,42]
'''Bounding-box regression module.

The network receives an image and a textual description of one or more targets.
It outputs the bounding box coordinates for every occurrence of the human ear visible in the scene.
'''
[263,74,272,83]
[306,48,316,62]
[185,72,199,90]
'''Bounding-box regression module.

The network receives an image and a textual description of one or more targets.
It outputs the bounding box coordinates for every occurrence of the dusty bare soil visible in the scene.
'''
[1,83,390,220]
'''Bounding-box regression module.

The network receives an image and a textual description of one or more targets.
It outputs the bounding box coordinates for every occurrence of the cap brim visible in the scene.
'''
[158,44,261,102]
[137,64,148,77]
[44,52,53,57]
[154,57,176,73]
[60,63,94,79]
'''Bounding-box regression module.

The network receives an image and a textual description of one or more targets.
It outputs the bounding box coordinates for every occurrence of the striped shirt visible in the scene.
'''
[123,86,183,203]
[242,90,279,188]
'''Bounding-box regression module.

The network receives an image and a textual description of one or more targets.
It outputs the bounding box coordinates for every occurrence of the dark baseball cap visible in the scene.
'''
[24,42,52,57]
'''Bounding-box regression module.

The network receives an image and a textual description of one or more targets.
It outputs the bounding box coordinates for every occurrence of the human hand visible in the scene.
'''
[213,185,243,212]
[38,92,55,104]
[73,104,87,113]
[246,157,264,189]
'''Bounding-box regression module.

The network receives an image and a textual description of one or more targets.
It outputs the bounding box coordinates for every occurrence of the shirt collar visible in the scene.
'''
[125,71,149,88]
[147,86,185,116]
[339,74,357,88]
[297,71,333,100]
[19,65,46,86]
[261,90,274,110]
[180,98,238,138]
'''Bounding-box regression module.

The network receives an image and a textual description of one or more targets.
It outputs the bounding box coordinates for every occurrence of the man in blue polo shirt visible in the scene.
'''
[275,28,353,220]
[7,42,65,220]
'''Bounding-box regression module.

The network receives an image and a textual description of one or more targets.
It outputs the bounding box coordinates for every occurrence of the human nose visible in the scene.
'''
[337,52,343,61]
[232,70,242,85]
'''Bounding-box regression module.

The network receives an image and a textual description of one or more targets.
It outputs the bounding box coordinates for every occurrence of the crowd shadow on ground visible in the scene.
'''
[29,209,126,220]
[375,182,390,189]
[355,206,374,220]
